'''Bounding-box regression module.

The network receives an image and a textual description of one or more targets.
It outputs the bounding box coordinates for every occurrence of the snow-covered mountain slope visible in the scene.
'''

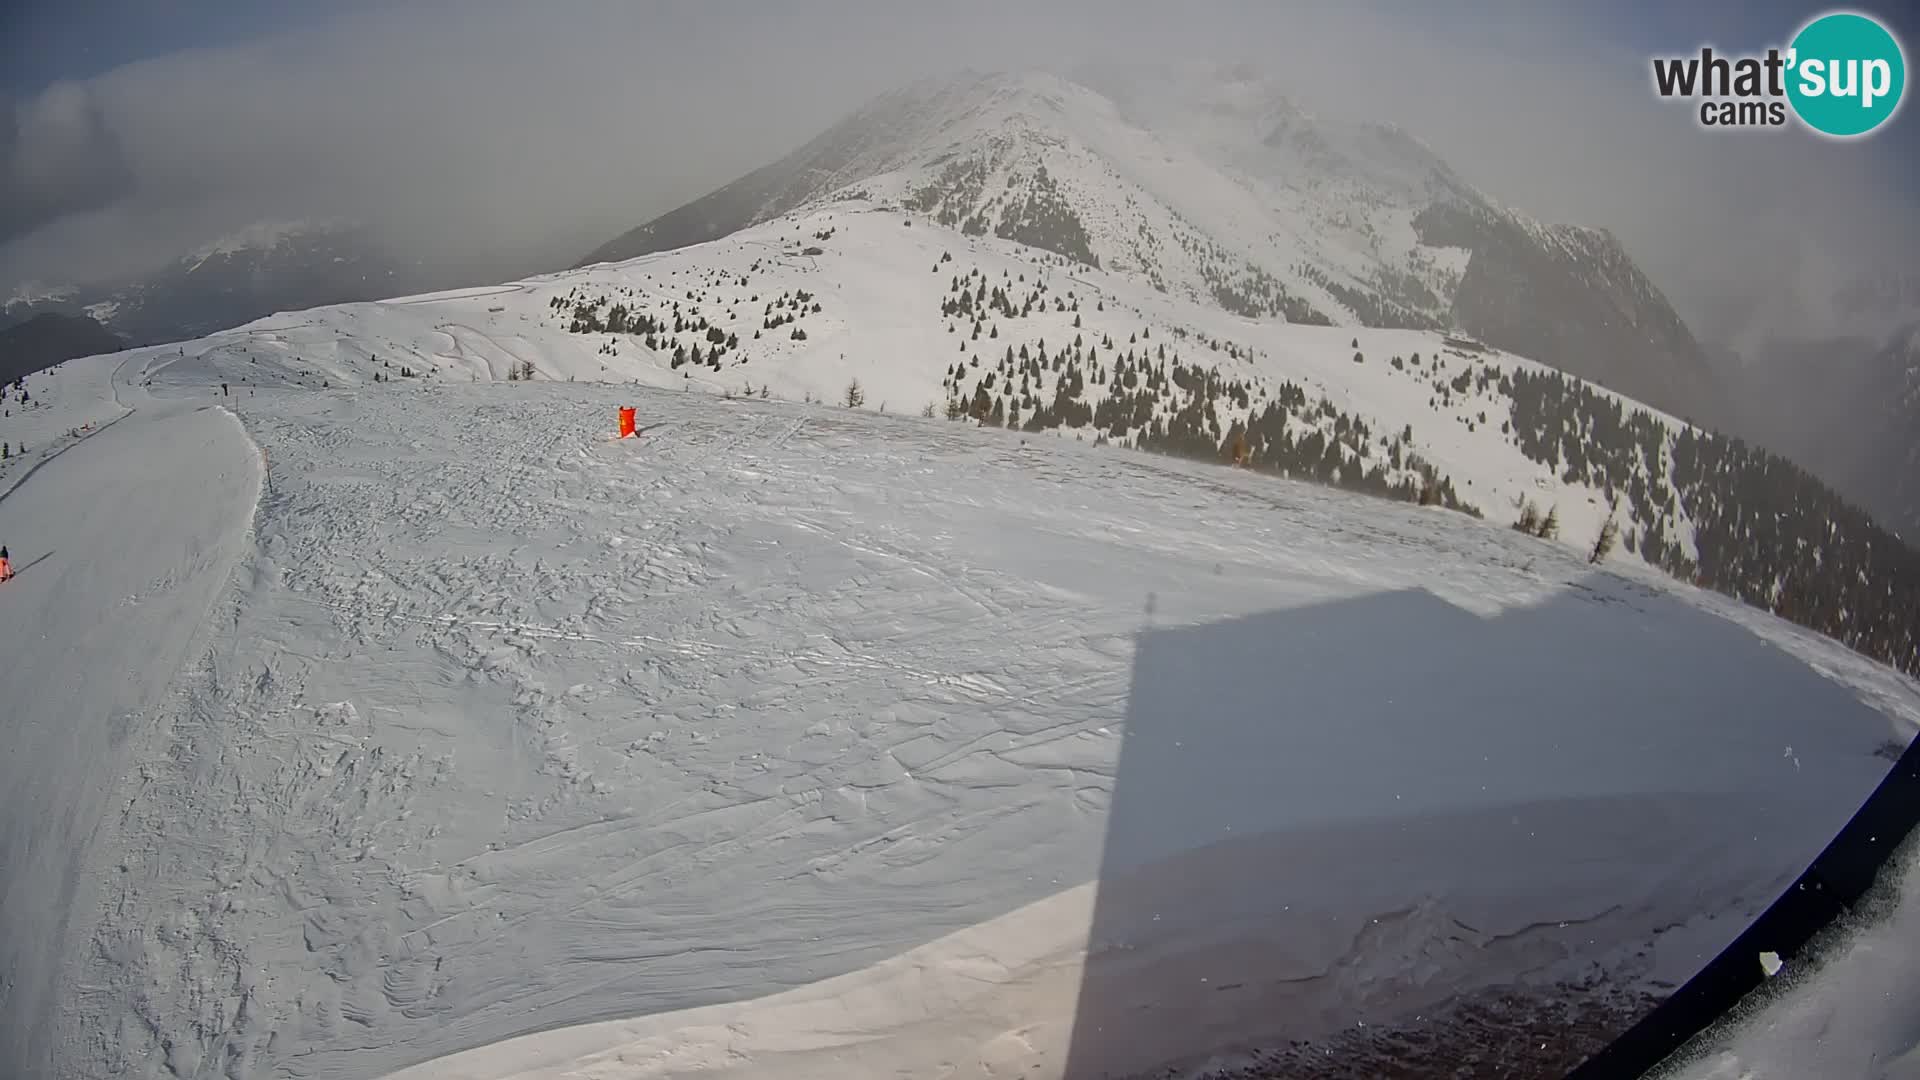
[581,67,1720,422]
[3,341,1915,1080]
[162,204,1920,690]
[0,350,137,500]
[172,206,1680,570]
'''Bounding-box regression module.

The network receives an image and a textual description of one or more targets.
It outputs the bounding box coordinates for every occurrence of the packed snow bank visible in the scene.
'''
[14,374,1901,1080]
[0,390,261,1077]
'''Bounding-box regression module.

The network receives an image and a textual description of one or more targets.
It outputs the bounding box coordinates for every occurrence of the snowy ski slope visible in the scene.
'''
[0,350,138,501]
[0,327,1916,1078]
[0,371,263,1077]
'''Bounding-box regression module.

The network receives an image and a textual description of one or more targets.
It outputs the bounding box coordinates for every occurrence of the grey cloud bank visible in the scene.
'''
[0,0,1912,351]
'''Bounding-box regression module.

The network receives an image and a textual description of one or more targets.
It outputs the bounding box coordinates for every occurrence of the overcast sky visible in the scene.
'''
[3,0,1915,350]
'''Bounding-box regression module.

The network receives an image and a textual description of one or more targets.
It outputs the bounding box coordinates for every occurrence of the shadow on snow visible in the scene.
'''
[1062,578,1899,1079]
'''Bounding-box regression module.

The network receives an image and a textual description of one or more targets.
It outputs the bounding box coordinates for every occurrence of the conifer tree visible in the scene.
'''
[1590,510,1621,563]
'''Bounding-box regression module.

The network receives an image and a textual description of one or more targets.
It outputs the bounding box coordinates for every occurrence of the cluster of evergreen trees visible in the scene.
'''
[906,158,1100,268]
[551,277,830,375]
[929,257,1474,515]
[1209,274,1331,325]
[1179,230,1330,325]
[1220,397,1475,513]
[941,264,1079,325]
[992,165,1101,269]
[937,301,1917,675]
[906,157,994,235]
[937,306,1477,517]
[1500,366,1919,676]
[763,289,820,329]
[1166,323,1255,362]
[763,289,819,344]
[1293,261,1446,331]
[367,354,428,382]
[1368,266,1447,323]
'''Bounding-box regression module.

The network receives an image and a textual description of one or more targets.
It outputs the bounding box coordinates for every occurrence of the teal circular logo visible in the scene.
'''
[1786,12,1906,137]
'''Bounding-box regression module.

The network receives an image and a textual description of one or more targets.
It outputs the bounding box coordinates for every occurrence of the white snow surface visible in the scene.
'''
[167,205,1705,566]
[1,214,1917,1079]
[0,381,262,1077]
[0,352,140,501]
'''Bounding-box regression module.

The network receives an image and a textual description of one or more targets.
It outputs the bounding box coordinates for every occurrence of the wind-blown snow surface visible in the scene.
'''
[2,344,1917,1078]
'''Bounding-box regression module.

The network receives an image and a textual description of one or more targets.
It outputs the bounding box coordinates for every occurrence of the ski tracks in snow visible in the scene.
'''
[46,382,1920,1080]
[61,387,1136,1080]
[0,395,262,1080]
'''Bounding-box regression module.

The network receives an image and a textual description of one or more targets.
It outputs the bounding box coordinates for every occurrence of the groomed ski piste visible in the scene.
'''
[4,209,1920,1080]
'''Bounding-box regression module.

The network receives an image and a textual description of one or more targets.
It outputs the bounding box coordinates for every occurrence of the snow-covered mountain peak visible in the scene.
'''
[580,65,1718,421]
[795,68,1120,185]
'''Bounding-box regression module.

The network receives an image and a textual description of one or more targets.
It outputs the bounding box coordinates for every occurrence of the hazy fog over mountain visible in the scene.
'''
[3,2,1914,348]
[4,1,1916,528]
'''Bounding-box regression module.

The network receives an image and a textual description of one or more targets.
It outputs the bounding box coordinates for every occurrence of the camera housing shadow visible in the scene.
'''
[1061,579,1900,1078]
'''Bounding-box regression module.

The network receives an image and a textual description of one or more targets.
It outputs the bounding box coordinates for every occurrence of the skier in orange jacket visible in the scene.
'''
[0,546,12,582]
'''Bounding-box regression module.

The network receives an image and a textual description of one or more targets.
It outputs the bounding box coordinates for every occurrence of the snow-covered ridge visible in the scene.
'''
[184,217,358,264]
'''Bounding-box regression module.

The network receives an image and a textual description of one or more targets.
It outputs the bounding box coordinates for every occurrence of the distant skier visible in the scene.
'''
[222,383,229,397]
[0,547,12,583]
